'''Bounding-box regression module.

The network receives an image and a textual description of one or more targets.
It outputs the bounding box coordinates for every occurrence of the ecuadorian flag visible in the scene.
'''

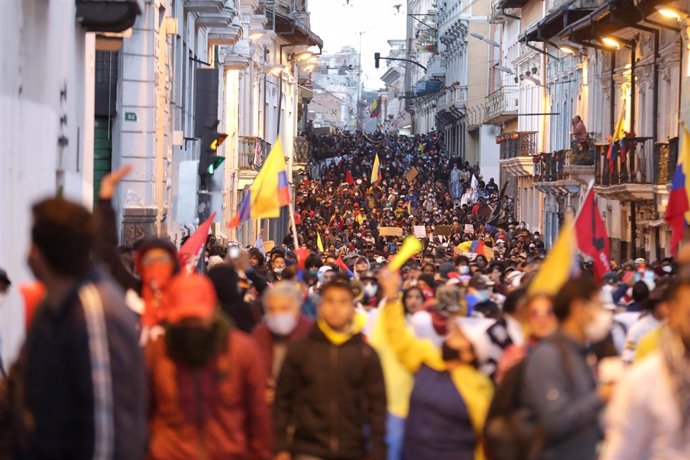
[371,153,382,186]
[229,138,291,228]
[665,125,690,254]
[529,215,580,295]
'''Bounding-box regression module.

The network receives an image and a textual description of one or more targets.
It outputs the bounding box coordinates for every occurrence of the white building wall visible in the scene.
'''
[0,0,94,364]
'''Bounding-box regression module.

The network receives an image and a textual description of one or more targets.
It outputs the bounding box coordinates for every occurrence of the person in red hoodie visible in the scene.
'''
[252,282,313,404]
[146,274,272,460]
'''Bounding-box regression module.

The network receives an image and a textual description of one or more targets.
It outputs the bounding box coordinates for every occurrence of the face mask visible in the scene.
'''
[584,309,612,343]
[142,262,174,290]
[265,312,298,336]
[165,321,220,367]
[663,265,673,273]
[363,283,378,298]
[274,267,284,275]
[458,265,470,275]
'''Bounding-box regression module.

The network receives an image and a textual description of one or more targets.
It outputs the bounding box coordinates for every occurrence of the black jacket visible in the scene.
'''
[10,269,146,460]
[273,325,387,460]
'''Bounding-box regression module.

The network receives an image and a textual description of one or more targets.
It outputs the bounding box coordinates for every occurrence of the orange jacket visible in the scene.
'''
[146,329,273,460]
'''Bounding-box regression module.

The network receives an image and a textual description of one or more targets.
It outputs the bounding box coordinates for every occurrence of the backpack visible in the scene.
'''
[483,337,572,460]
[483,358,544,460]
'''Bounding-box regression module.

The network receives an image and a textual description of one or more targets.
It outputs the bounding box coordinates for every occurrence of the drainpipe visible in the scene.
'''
[630,42,637,259]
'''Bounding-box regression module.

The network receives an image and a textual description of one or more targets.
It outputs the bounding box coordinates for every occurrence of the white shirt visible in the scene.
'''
[622,314,662,364]
[602,353,690,460]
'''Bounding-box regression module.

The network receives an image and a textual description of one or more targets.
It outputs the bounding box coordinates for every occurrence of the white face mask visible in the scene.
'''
[265,312,298,336]
[273,267,284,275]
[458,265,470,275]
[585,309,612,343]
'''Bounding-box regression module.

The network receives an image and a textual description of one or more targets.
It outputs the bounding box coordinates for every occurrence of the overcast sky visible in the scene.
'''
[309,0,407,90]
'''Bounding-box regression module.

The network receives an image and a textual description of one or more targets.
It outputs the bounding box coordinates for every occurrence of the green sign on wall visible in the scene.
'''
[125,112,137,121]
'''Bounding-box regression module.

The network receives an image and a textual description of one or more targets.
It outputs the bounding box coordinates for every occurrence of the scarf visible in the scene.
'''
[317,311,366,346]
[660,328,690,429]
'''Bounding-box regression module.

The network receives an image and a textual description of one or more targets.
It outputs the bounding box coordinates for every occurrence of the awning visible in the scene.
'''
[558,0,668,45]
[521,6,596,43]
[271,11,323,48]
[76,0,142,32]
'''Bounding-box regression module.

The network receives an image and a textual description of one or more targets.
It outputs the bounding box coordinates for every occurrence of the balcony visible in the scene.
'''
[485,86,518,124]
[534,151,565,182]
[654,137,679,185]
[238,136,271,170]
[593,137,657,201]
[294,136,309,164]
[184,0,227,14]
[437,85,467,125]
[498,131,537,159]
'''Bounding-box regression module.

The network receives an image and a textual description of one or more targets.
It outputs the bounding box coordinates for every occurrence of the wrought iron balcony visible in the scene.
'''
[498,131,537,159]
[654,137,679,185]
[238,136,271,170]
[533,151,566,182]
[593,137,654,186]
[485,85,518,124]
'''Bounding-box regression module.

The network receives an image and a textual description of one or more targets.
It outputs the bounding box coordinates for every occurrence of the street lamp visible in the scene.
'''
[655,5,688,21]
[294,51,314,62]
[559,45,579,55]
[470,32,501,48]
[601,36,622,50]
[494,64,514,74]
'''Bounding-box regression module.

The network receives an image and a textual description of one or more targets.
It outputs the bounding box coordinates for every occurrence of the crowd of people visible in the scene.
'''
[0,131,689,460]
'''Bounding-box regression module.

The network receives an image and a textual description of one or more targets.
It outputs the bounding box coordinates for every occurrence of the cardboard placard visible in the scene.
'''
[434,225,453,236]
[405,167,419,183]
[464,224,475,234]
[378,227,404,237]
[413,225,427,238]
[263,240,275,253]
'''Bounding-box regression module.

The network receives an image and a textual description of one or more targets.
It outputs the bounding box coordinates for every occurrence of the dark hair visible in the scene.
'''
[403,286,424,311]
[305,254,323,270]
[632,281,650,303]
[663,277,690,303]
[553,277,599,321]
[248,247,265,266]
[32,198,95,277]
[503,287,527,314]
[321,275,354,298]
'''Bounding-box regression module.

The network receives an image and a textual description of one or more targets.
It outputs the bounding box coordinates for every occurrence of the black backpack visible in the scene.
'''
[483,338,572,460]
[483,358,544,460]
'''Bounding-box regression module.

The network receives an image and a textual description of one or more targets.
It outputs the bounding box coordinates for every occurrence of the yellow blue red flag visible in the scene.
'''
[229,138,290,228]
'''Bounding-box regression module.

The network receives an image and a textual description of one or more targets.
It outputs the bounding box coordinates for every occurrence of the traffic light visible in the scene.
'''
[207,155,226,174]
[210,133,228,152]
[374,52,381,69]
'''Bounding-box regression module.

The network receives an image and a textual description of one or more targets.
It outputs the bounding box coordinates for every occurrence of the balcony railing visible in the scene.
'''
[498,131,537,159]
[485,85,518,123]
[294,136,309,164]
[594,137,653,186]
[238,136,271,170]
[654,136,679,185]
[534,150,566,182]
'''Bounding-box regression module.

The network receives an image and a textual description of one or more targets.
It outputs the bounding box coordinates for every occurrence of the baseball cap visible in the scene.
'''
[166,274,217,324]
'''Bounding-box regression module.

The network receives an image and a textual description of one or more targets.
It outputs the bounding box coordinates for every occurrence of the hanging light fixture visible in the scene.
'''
[655,5,687,21]
[601,36,621,49]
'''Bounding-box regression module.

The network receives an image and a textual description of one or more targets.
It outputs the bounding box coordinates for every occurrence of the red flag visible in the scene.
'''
[178,212,217,270]
[345,170,355,185]
[575,188,610,281]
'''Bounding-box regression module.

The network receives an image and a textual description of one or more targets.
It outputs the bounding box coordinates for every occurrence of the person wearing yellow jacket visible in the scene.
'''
[377,269,494,460]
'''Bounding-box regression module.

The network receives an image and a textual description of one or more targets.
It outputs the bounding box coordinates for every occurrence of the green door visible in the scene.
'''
[93,117,112,198]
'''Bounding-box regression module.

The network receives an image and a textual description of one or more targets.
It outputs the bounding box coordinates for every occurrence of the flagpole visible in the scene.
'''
[288,200,299,249]
[572,179,595,223]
